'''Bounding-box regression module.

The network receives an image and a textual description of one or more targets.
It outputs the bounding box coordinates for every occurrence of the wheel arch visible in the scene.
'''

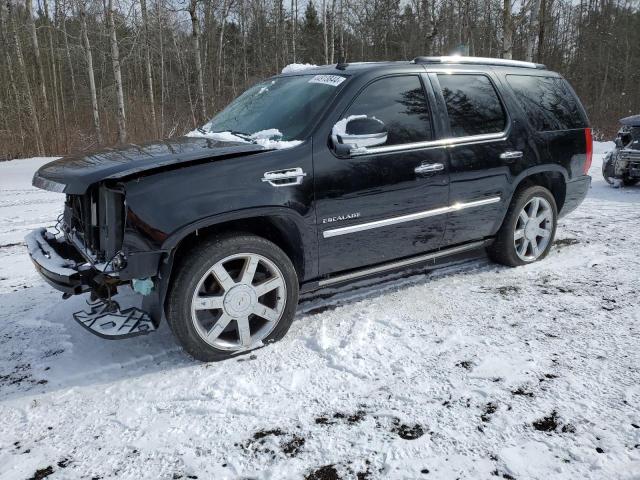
[510,165,568,212]
[161,207,315,283]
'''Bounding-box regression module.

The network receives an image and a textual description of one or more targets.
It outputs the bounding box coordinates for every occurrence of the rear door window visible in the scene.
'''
[436,74,507,137]
[506,75,588,131]
[344,75,433,146]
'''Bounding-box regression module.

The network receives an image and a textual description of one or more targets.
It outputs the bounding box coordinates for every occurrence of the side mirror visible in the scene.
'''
[331,116,388,156]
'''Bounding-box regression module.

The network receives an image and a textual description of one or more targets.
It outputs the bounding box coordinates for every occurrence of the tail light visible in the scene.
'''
[584,128,593,174]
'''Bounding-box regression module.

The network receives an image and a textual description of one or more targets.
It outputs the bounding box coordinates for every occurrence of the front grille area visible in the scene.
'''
[63,186,125,263]
[618,149,640,162]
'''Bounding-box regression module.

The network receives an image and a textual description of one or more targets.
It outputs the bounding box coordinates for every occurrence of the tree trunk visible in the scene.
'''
[330,0,336,63]
[526,0,541,62]
[79,0,103,145]
[60,0,77,110]
[189,0,206,121]
[157,0,165,135]
[291,0,297,62]
[322,0,328,64]
[7,0,44,155]
[502,0,513,59]
[537,0,547,63]
[43,0,61,152]
[25,0,49,110]
[106,0,127,144]
[140,0,157,135]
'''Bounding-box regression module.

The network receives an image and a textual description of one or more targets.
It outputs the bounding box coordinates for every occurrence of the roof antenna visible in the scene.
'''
[336,56,348,70]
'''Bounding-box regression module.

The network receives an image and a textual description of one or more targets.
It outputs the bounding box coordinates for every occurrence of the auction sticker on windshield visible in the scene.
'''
[309,75,346,87]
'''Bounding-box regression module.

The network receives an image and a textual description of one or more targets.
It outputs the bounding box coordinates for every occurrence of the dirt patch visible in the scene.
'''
[496,285,521,297]
[240,428,306,458]
[511,387,534,397]
[481,402,498,422]
[315,410,367,426]
[0,242,23,249]
[391,419,425,440]
[553,238,579,248]
[532,411,559,431]
[282,435,306,457]
[27,466,54,480]
[305,465,340,480]
[0,363,47,388]
[456,360,473,370]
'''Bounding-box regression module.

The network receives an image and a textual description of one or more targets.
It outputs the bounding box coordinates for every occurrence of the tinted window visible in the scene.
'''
[506,75,587,131]
[344,76,432,145]
[437,74,507,137]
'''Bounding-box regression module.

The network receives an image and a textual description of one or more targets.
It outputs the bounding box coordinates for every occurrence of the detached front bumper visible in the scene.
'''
[25,228,92,295]
[25,228,157,339]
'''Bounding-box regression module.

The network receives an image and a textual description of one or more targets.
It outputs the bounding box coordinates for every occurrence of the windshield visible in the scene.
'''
[201,74,347,141]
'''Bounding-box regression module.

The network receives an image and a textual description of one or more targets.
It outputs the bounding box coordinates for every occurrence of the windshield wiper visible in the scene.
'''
[209,130,256,143]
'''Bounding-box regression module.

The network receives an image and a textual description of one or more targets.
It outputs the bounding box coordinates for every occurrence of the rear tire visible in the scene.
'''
[166,233,299,362]
[488,185,558,267]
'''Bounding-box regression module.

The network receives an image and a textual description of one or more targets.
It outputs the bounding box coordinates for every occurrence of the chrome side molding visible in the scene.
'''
[348,132,507,157]
[322,196,501,238]
[318,240,487,286]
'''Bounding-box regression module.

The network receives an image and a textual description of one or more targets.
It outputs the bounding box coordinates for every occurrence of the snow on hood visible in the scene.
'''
[186,128,303,150]
[281,63,317,74]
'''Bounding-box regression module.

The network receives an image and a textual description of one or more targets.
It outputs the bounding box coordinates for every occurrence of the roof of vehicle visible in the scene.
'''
[620,115,640,127]
[279,56,549,78]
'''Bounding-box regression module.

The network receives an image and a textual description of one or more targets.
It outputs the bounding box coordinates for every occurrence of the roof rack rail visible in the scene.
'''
[412,56,546,70]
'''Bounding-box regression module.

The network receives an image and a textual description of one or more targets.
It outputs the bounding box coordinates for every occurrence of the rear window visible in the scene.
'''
[437,74,507,137]
[506,75,587,131]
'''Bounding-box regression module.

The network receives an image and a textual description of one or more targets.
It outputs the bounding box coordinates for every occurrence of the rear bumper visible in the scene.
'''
[25,228,94,295]
[559,175,591,218]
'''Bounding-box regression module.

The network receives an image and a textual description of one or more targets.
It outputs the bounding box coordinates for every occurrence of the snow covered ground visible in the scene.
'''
[0,145,639,480]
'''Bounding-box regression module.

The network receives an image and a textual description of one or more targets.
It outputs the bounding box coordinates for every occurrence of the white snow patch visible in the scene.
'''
[331,114,368,137]
[185,128,302,150]
[281,63,317,74]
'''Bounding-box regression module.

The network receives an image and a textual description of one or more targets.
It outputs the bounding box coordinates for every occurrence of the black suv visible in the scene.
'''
[27,56,592,361]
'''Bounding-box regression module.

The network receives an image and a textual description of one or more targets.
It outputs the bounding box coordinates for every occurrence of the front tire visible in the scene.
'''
[166,234,299,361]
[488,185,558,267]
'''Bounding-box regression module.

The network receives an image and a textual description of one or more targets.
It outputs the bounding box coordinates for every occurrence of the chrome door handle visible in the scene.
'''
[500,151,523,160]
[262,167,307,187]
[414,163,444,175]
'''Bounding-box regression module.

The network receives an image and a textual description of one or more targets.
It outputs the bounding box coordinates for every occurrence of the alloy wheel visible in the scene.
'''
[513,196,554,262]
[190,253,286,351]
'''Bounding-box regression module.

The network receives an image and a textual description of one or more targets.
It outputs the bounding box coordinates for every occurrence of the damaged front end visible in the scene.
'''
[25,183,161,339]
[603,115,640,187]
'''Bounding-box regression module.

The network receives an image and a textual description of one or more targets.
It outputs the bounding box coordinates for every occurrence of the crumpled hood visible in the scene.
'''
[33,136,267,194]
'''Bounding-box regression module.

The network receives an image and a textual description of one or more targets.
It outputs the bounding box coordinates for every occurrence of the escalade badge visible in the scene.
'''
[322,212,361,224]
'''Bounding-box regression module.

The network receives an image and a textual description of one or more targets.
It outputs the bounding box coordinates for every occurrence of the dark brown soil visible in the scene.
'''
[305,465,340,480]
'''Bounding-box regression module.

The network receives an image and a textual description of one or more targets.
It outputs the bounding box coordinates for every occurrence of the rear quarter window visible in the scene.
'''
[436,74,507,137]
[506,75,587,131]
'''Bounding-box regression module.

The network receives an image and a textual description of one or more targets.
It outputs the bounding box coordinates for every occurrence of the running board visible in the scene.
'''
[73,299,156,339]
[317,240,489,287]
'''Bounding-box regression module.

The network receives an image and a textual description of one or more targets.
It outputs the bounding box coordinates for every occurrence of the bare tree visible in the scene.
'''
[7,0,44,155]
[105,0,127,144]
[25,0,49,110]
[140,0,157,134]
[188,0,206,121]
[78,0,103,145]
